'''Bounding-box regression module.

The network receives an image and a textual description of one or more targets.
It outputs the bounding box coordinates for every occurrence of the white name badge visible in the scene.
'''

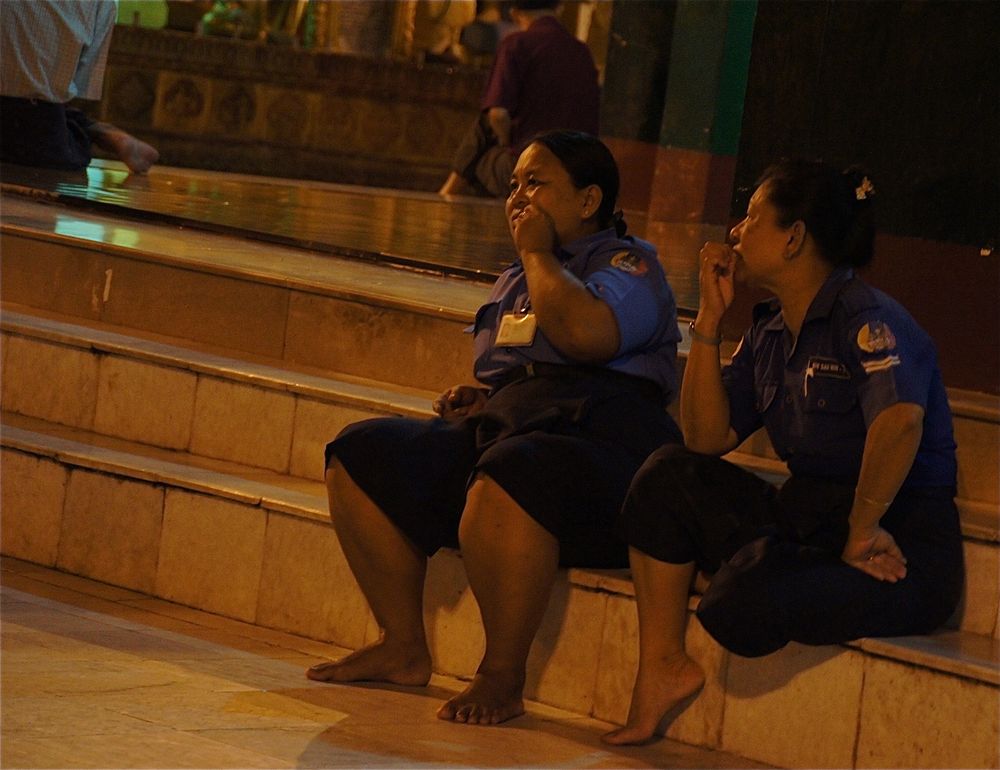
[495,312,537,346]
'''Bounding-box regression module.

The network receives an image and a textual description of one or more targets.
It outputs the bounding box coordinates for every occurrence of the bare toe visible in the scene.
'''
[437,671,525,725]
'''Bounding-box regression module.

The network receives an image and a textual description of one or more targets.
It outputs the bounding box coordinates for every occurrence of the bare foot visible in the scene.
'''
[601,652,705,745]
[438,171,468,197]
[436,669,525,725]
[89,123,160,174]
[306,638,431,687]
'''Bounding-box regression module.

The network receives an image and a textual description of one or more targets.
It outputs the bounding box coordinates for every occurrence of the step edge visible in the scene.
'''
[1,310,436,418]
[0,218,485,324]
[4,422,997,690]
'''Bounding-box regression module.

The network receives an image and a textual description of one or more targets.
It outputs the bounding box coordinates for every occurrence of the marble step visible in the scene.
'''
[4,305,997,526]
[1,197,489,392]
[2,418,997,770]
[5,195,997,512]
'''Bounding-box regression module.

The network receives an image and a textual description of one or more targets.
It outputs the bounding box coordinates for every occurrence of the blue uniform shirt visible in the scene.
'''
[722,268,956,487]
[473,228,681,401]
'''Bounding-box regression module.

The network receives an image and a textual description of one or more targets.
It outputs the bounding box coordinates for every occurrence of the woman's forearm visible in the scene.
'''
[680,315,736,453]
[519,249,620,363]
[848,402,925,531]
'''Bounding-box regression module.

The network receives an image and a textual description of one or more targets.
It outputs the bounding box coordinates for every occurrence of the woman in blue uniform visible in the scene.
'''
[307,131,683,726]
[604,159,964,745]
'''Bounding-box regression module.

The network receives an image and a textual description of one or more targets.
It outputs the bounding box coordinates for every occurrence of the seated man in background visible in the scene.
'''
[1,0,159,173]
[438,0,599,198]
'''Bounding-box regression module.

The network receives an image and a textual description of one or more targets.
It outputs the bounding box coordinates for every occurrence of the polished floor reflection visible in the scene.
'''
[1,559,763,769]
[1,160,701,309]
[1,161,515,282]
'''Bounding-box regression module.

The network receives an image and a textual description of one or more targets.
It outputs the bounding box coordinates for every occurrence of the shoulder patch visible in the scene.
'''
[610,250,648,275]
[856,321,897,353]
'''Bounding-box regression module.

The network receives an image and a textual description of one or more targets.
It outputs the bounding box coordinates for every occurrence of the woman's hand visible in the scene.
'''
[841,524,908,582]
[697,242,736,324]
[510,203,557,257]
[433,385,488,421]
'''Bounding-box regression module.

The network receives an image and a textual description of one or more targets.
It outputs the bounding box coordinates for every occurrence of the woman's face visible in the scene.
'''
[728,182,795,286]
[506,142,596,247]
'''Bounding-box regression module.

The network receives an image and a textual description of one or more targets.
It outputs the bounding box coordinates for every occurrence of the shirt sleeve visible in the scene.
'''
[722,332,764,443]
[844,308,934,427]
[481,37,521,112]
[584,265,661,356]
[74,0,116,100]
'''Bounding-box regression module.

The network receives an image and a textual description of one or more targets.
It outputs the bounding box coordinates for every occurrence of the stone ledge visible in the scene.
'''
[3,420,997,689]
[0,201,491,322]
[1,308,436,417]
[3,306,996,540]
[846,632,999,686]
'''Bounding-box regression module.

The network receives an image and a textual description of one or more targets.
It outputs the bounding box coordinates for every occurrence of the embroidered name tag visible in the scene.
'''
[806,357,849,379]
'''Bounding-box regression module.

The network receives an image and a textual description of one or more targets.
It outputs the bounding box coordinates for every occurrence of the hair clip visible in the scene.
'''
[855,177,875,201]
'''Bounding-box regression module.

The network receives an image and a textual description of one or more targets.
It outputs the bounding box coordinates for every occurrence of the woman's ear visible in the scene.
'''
[785,219,806,258]
[581,184,603,220]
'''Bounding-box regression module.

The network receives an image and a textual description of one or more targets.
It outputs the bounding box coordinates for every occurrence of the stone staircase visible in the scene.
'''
[2,192,998,769]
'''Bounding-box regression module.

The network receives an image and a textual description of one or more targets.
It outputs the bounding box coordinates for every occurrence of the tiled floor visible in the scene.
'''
[1,558,763,769]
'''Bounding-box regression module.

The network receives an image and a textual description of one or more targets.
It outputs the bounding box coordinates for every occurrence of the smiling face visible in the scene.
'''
[728,182,797,287]
[505,142,599,247]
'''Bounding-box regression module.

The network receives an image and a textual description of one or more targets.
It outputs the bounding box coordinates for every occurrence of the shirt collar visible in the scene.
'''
[803,267,855,323]
[554,228,616,262]
[529,15,563,31]
[760,267,855,333]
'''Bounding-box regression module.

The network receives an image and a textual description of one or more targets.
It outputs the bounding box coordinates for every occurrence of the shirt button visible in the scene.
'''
[785,394,793,404]
[818,398,827,408]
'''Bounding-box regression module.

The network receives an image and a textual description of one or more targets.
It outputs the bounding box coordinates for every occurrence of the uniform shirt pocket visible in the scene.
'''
[803,378,857,414]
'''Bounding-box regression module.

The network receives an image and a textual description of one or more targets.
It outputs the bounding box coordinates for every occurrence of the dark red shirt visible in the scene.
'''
[481,16,600,154]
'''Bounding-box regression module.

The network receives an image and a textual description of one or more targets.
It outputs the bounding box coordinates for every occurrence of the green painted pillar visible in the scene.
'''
[647,0,756,304]
[600,0,755,308]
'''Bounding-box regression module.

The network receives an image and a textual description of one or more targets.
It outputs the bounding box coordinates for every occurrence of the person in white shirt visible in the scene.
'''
[0,0,158,173]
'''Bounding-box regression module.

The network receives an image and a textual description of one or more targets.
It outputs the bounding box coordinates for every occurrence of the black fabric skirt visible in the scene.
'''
[325,367,681,568]
[617,445,965,656]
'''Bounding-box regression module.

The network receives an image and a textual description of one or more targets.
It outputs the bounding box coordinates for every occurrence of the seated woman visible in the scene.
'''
[604,159,964,745]
[307,130,683,725]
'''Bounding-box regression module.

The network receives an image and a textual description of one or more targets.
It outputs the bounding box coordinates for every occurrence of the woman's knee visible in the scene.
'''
[459,474,555,553]
[695,538,792,657]
[324,458,379,528]
[625,444,697,506]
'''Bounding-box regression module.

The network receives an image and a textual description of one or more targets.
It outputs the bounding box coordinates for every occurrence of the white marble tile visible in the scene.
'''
[1,335,98,428]
[1,730,295,769]
[155,489,266,622]
[256,511,372,650]
[722,644,864,768]
[955,540,1000,636]
[189,377,296,472]
[288,397,382,481]
[423,549,483,679]
[56,469,164,593]
[0,694,163,738]
[0,450,67,566]
[856,654,1000,768]
[954,416,1000,505]
[94,355,197,449]
[525,576,608,714]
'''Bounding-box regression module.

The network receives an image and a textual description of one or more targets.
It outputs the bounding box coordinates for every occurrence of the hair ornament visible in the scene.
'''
[855,176,875,201]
